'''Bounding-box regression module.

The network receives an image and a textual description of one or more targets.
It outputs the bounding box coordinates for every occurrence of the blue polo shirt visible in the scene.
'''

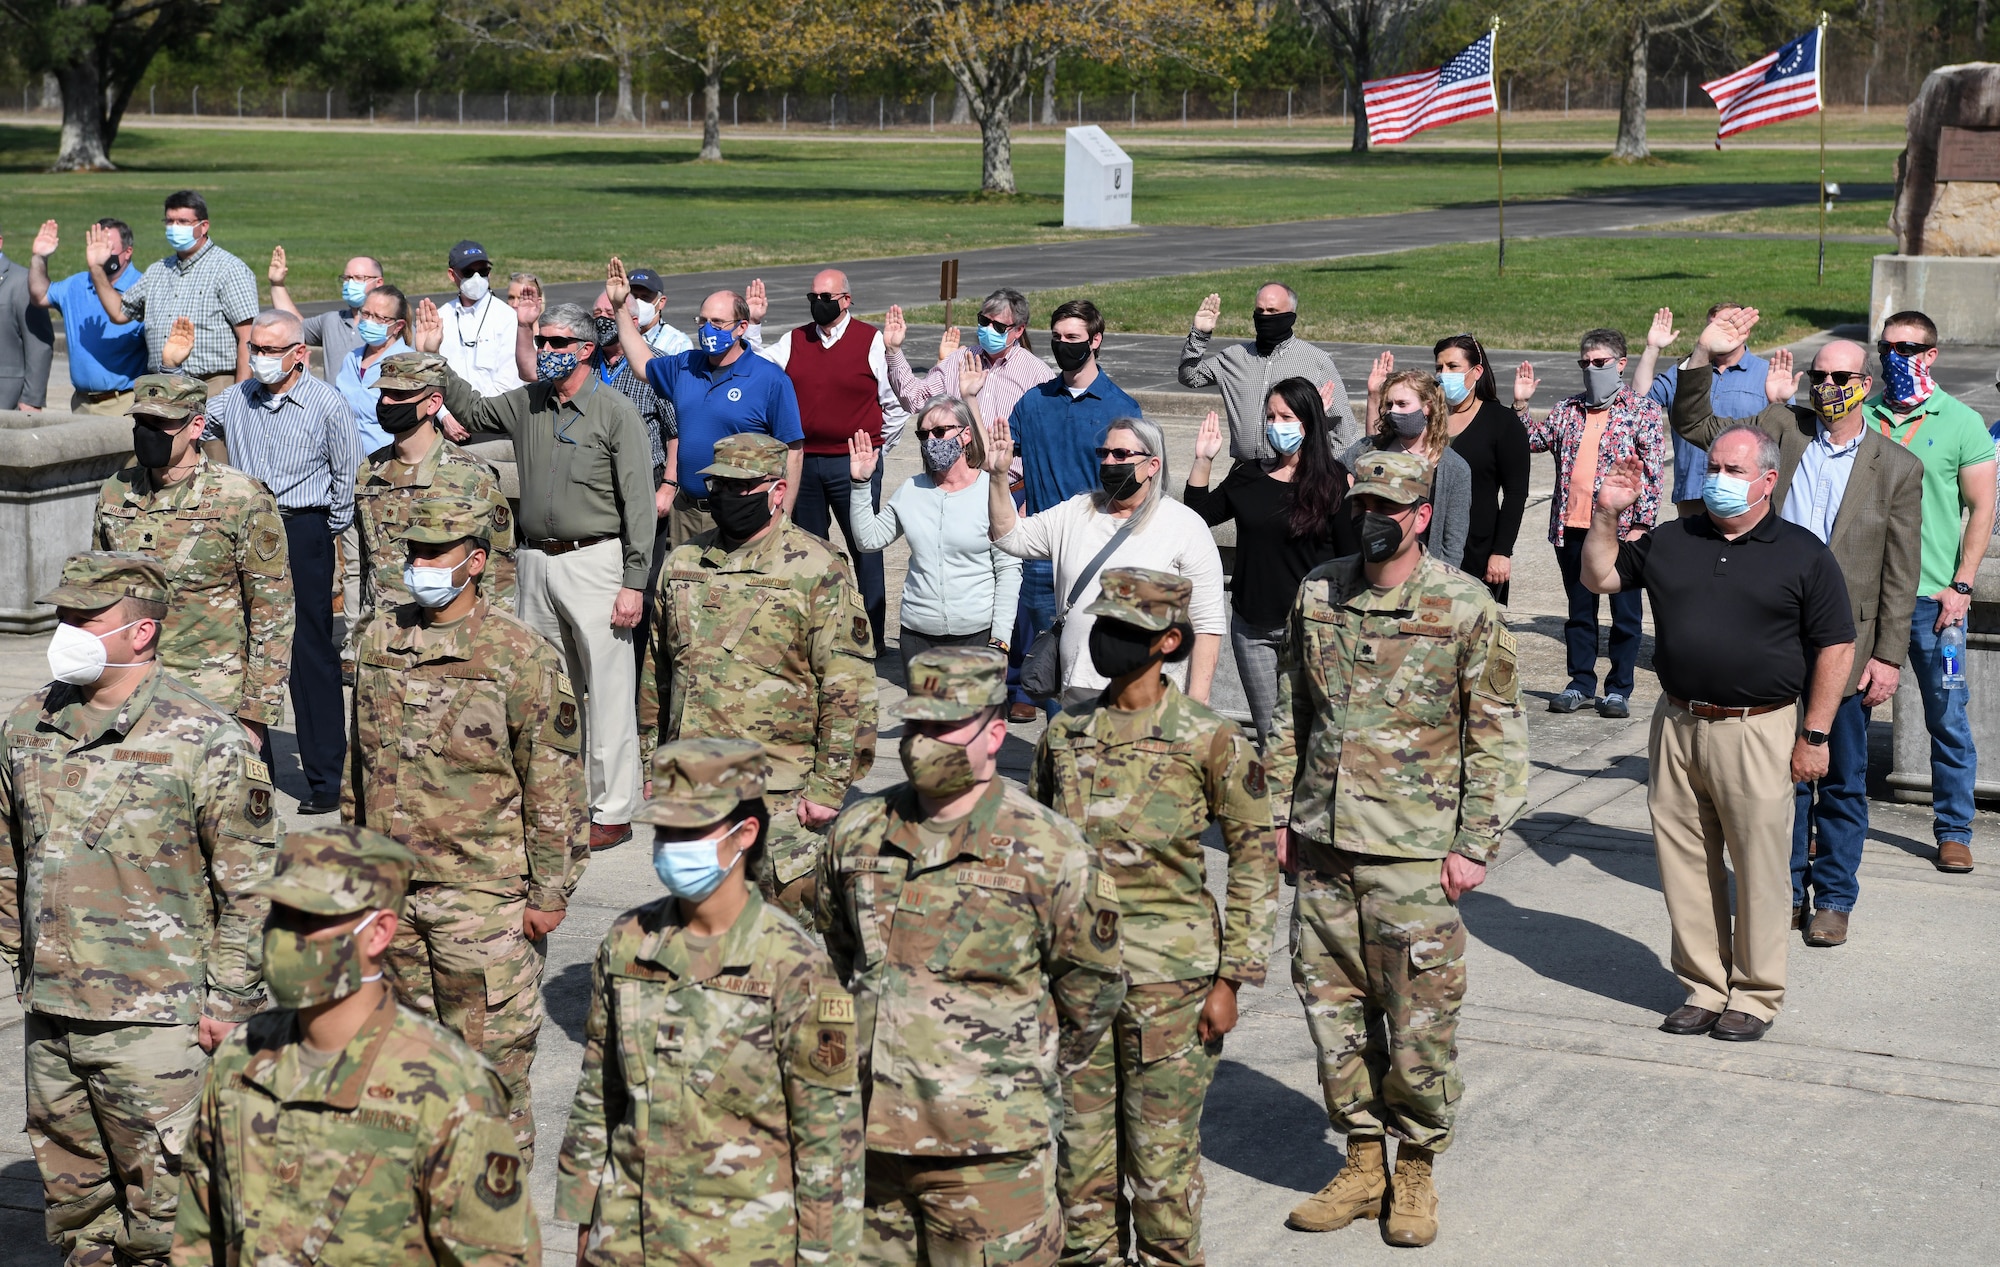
[644,347,803,496]
[1009,371,1146,514]
[1649,352,1775,501]
[46,267,147,393]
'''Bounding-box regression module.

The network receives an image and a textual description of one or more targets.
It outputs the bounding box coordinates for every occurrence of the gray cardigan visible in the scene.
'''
[1341,436,1471,572]
[0,253,55,409]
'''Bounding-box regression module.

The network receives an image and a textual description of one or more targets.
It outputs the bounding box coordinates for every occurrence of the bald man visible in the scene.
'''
[1180,280,1359,460]
[608,261,804,545]
[1669,315,1924,949]
[740,269,907,654]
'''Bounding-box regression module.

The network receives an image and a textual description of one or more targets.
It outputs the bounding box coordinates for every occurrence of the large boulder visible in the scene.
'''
[1890,62,2000,256]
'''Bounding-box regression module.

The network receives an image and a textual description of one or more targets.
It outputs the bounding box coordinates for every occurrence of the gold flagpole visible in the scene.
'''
[1816,11,1829,284]
[1493,16,1505,276]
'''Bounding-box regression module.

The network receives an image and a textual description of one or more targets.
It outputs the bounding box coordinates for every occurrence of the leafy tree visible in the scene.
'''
[448,0,652,121]
[219,0,439,106]
[655,0,803,159]
[2,0,216,170]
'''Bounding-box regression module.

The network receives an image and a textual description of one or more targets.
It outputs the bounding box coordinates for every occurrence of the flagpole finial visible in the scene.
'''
[1490,13,1502,31]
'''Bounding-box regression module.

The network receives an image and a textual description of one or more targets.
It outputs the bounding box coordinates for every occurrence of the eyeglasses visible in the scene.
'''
[708,478,772,496]
[248,342,299,356]
[1806,370,1866,386]
[915,424,966,440]
[806,291,849,303]
[533,335,588,350]
[161,217,201,227]
[341,272,381,283]
[1094,447,1153,462]
[1577,356,1621,369]
[1877,339,1935,357]
[977,315,1012,332]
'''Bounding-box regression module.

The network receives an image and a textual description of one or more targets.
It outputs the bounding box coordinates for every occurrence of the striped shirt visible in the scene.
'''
[119,241,260,377]
[203,373,362,532]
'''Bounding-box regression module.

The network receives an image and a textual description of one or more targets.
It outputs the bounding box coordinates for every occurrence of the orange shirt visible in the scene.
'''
[1563,409,1609,530]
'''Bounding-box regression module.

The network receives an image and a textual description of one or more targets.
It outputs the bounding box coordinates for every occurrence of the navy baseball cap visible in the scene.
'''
[626,267,664,295]
[448,240,490,272]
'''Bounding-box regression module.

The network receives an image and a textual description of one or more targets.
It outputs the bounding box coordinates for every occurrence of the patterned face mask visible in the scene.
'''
[535,349,579,382]
[262,910,382,1009]
[900,730,979,798]
[920,433,965,471]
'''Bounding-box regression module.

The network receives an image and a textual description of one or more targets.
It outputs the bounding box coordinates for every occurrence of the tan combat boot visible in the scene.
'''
[1384,1144,1440,1247]
[1285,1137,1387,1231]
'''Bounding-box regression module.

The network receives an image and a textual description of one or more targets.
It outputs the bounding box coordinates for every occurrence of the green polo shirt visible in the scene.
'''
[1861,387,1996,595]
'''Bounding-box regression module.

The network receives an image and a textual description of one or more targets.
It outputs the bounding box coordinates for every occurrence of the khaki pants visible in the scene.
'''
[69,388,135,416]
[1646,700,1797,1022]
[866,1147,1061,1266]
[517,539,642,825]
[670,489,714,547]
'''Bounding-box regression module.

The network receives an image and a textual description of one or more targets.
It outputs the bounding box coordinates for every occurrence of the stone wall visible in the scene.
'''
[0,411,134,634]
[1889,62,2000,257]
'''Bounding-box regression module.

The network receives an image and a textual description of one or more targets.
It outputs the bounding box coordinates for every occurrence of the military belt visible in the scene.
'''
[1667,695,1795,720]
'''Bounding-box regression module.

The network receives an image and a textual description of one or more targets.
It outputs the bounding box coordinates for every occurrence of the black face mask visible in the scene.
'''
[593,316,620,348]
[1252,311,1297,353]
[133,423,177,469]
[1088,619,1163,681]
[1099,462,1144,501]
[1051,338,1093,373]
[1355,510,1406,564]
[376,400,428,435]
[709,488,774,542]
[809,296,844,327]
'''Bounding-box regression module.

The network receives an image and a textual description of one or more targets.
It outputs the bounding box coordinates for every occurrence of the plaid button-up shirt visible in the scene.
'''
[1520,386,1666,546]
[120,241,260,378]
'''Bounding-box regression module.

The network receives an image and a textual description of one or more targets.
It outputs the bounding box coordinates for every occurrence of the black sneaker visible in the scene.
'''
[1548,689,1589,713]
[1597,693,1630,718]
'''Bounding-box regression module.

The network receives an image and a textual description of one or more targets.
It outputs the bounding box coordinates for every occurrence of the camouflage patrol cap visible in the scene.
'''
[39,551,170,611]
[1348,448,1434,506]
[254,824,416,916]
[399,497,497,546]
[1083,567,1192,633]
[376,351,448,394]
[899,648,1009,721]
[700,433,790,482]
[636,738,771,828]
[127,373,208,422]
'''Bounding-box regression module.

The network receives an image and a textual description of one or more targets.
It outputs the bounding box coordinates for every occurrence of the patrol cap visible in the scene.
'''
[636,738,771,828]
[254,824,416,916]
[448,239,490,272]
[899,648,1008,722]
[128,374,207,423]
[39,551,170,611]
[700,433,790,482]
[1348,448,1435,506]
[398,497,498,547]
[1083,567,1192,633]
[626,267,665,295]
[376,351,448,394]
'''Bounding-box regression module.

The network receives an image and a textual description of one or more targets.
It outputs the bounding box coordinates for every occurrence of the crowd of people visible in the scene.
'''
[0,187,1993,1265]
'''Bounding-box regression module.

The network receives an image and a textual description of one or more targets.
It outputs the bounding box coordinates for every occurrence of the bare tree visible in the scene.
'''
[1294,0,1435,151]
[1608,0,1719,159]
[1040,55,1057,124]
[450,0,655,122]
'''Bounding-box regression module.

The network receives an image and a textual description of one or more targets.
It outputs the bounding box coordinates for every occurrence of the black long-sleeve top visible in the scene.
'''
[1184,460,1359,628]
[1450,399,1531,591]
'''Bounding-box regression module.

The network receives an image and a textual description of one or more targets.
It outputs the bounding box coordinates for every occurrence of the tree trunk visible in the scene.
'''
[979,105,1016,193]
[1349,55,1372,152]
[1612,20,1650,161]
[701,56,723,159]
[950,83,970,124]
[54,60,115,171]
[1040,59,1056,126]
[40,73,61,110]
[614,56,637,122]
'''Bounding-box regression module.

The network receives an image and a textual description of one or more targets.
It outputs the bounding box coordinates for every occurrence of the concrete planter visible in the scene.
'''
[0,410,135,634]
[1869,255,2000,346]
[1889,537,2000,802]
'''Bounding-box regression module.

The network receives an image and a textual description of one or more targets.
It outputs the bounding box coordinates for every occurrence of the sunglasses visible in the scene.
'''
[533,335,589,349]
[1806,370,1866,386]
[915,424,966,440]
[1577,356,1621,369]
[1094,447,1153,462]
[977,315,1012,332]
[1877,340,1935,357]
[248,342,299,356]
[806,291,849,303]
[458,263,493,277]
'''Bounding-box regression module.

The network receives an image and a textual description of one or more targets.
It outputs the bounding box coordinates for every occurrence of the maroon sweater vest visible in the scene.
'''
[784,319,884,455]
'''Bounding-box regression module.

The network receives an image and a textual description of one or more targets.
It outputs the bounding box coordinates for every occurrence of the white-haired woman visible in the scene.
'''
[983,410,1226,707]
[848,393,1022,684]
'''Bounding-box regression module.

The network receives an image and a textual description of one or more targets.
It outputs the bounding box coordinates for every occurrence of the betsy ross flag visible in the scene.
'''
[1362,31,1497,146]
[1702,28,1822,144]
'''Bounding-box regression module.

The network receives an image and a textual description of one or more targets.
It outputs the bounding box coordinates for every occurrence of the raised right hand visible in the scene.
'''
[268,245,288,286]
[848,430,879,482]
[1193,292,1221,334]
[980,412,1014,476]
[161,317,197,369]
[32,220,59,259]
[1766,348,1801,403]
[883,304,906,351]
[745,277,767,324]
[937,325,961,362]
[1645,306,1676,351]
[1595,454,1645,514]
[1699,305,1760,356]
[604,256,630,307]
[83,222,115,269]
[957,349,988,397]
[1513,361,1538,407]
[1195,409,1225,462]
[1367,349,1394,394]
[412,297,443,353]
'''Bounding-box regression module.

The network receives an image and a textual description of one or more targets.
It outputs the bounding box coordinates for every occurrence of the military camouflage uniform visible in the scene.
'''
[94,373,293,725]
[173,825,541,1266]
[640,433,877,921]
[1267,452,1528,1156]
[353,352,518,621]
[557,739,863,1266]
[1030,569,1278,1267]
[343,499,588,1164]
[814,649,1126,1267]
[0,554,278,1265]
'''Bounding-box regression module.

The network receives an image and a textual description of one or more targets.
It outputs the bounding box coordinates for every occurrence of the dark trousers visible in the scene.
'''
[897,627,990,686]
[1793,691,1870,913]
[283,509,345,802]
[1554,535,1642,699]
[792,452,886,654]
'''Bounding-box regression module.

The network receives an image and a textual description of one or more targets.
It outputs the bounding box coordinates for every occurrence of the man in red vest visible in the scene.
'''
[746,270,908,655]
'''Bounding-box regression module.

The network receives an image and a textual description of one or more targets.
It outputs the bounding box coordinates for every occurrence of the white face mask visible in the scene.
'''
[458,272,490,303]
[47,619,146,686]
[630,296,659,329]
[250,354,290,386]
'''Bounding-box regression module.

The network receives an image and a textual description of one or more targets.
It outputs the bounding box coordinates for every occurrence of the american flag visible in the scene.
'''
[1702,28,1822,143]
[1362,31,1497,146]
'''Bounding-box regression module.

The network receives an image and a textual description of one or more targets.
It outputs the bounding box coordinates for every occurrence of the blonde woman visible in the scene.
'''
[1343,367,1470,569]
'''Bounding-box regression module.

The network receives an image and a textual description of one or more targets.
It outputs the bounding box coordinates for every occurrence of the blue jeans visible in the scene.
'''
[1554,536,1642,698]
[1793,691,1869,912]
[1907,597,1977,843]
[791,453,885,654]
[1012,558,1060,715]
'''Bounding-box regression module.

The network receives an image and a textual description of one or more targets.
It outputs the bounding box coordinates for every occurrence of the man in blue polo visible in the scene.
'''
[607,259,802,546]
[28,217,147,415]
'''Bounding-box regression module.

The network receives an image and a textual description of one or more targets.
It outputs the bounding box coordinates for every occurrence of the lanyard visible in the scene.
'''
[1876,409,1926,449]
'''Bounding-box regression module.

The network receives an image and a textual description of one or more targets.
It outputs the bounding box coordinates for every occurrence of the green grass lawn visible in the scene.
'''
[1644,199,1894,236]
[0,123,1895,303]
[900,235,1876,350]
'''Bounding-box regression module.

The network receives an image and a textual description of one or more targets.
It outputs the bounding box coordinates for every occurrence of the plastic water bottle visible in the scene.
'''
[1942,623,1968,691]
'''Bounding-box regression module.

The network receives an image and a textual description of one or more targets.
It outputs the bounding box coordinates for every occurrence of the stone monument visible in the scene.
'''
[1870,63,2000,343]
[1063,126,1133,230]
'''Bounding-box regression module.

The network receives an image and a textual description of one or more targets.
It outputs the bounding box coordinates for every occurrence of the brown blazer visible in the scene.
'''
[1671,363,1924,695]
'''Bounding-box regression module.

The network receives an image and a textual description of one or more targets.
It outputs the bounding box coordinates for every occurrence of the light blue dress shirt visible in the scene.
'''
[1781,423,1864,543]
[335,338,412,456]
[1651,352,1776,501]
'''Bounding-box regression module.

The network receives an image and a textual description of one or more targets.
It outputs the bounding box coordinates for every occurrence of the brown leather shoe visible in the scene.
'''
[1937,841,1974,873]
[1791,903,1808,930]
[1710,1010,1772,1042]
[1805,909,1849,947]
[589,822,632,852]
[1007,702,1040,725]
[1659,1005,1721,1035]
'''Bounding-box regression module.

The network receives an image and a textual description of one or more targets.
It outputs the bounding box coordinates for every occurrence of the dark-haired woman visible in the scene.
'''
[1437,333,1530,603]
[1185,375,1359,741]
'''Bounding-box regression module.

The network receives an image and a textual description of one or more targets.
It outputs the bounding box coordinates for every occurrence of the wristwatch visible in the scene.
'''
[1802,729,1829,746]
[1950,581,1974,595]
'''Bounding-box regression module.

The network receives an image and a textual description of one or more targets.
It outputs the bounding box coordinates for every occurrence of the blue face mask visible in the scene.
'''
[653,828,743,900]
[402,559,467,608]
[1266,419,1304,455]
[1701,472,1764,518]
[356,318,391,346]
[1438,371,1471,405]
[536,349,579,382]
[698,322,737,357]
[164,223,198,252]
[341,280,371,307]
[976,324,1010,356]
